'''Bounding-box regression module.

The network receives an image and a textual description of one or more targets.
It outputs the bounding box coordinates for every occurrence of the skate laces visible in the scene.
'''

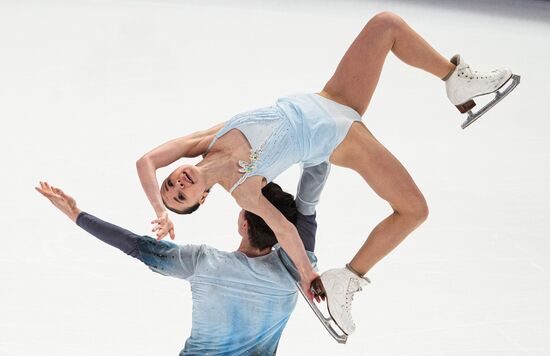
[458,64,501,80]
[341,278,363,329]
[344,278,363,312]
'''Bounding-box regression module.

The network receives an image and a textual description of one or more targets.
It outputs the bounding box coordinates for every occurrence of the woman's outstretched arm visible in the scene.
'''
[136,122,224,239]
[235,182,319,300]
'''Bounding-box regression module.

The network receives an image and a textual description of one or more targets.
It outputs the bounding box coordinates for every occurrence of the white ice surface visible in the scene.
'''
[1,0,549,355]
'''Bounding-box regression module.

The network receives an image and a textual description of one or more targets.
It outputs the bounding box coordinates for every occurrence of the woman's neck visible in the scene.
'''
[197,151,235,189]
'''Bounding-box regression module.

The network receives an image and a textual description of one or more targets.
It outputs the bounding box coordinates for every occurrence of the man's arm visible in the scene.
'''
[36,182,201,280]
[76,212,143,259]
[295,161,331,252]
[76,212,205,279]
[76,212,202,279]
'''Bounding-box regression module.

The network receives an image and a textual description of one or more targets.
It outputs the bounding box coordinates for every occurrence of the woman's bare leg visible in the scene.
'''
[325,12,449,275]
[321,11,455,116]
[331,123,428,275]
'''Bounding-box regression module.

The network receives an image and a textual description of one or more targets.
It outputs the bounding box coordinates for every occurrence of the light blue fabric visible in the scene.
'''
[136,238,316,356]
[276,93,362,168]
[207,93,362,193]
[296,161,331,216]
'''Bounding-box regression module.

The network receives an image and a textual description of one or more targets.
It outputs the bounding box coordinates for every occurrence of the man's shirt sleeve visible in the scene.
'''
[296,161,331,216]
[76,212,202,280]
[135,237,203,280]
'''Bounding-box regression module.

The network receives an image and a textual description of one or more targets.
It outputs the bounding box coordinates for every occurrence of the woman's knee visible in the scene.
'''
[397,194,429,226]
[366,11,405,35]
[415,198,429,224]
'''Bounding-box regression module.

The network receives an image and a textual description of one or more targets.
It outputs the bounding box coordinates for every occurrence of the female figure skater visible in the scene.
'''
[137,12,518,336]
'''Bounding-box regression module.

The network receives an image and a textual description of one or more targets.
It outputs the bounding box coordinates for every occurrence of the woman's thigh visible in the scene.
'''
[330,122,427,213]
[321,13,399,116]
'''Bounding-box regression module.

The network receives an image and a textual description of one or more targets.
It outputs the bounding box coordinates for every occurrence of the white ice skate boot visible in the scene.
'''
[444,54,520,129]
[320,265,370,335]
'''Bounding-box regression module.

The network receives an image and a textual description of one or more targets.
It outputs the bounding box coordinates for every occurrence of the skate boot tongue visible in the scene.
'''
[450,54,462,66]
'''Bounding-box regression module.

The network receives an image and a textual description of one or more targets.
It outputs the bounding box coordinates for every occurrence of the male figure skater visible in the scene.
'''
[36,164,329,355]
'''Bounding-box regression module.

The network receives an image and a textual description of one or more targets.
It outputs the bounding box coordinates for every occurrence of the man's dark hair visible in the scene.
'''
[244,182,297,250]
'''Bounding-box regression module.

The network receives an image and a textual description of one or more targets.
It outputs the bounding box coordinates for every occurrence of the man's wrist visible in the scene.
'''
[69,208,82,223]
[299,265,316,280]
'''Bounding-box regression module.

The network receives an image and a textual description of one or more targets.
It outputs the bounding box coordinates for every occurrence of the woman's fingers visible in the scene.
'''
[153,224,168,240]
[152,224,166,233]
[152,221,167,229]
[151,214,173,240]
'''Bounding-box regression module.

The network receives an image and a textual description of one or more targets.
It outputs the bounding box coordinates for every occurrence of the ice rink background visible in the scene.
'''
[1,0,549,355]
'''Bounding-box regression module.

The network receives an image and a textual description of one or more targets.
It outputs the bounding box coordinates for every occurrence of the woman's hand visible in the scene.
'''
[151,211,175,240]
[136,123,225,224]
[35,181,81,222]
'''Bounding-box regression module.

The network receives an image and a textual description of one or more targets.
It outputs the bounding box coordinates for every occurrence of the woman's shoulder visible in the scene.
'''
[200,121,228,157]
[231,176,265,207]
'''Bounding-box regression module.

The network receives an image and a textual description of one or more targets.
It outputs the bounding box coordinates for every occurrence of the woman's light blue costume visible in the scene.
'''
[208,93,362,193]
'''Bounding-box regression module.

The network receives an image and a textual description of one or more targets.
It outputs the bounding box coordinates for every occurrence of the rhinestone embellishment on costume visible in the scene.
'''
[229,145,266,193]
[238,147,263,174]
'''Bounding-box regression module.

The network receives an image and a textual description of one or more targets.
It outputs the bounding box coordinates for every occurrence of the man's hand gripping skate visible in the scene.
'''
[301,274,327,303]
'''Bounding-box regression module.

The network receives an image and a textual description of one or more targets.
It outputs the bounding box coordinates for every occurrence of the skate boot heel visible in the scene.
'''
[455,99,476,113]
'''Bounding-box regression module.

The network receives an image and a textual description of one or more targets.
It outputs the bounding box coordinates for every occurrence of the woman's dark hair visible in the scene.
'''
[244,182,297,250]
[163,188,210,215]
[165,202,200,215]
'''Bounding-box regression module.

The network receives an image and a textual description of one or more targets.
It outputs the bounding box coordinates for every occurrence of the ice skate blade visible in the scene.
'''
[296,283,348,344]
[461,74,521,129]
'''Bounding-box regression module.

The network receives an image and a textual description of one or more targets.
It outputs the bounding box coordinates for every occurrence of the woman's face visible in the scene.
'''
[160,165,208,213]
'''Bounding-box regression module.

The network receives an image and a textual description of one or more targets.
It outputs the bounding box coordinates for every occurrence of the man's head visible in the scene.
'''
[238,182,297,251]
[161,165,210,215]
